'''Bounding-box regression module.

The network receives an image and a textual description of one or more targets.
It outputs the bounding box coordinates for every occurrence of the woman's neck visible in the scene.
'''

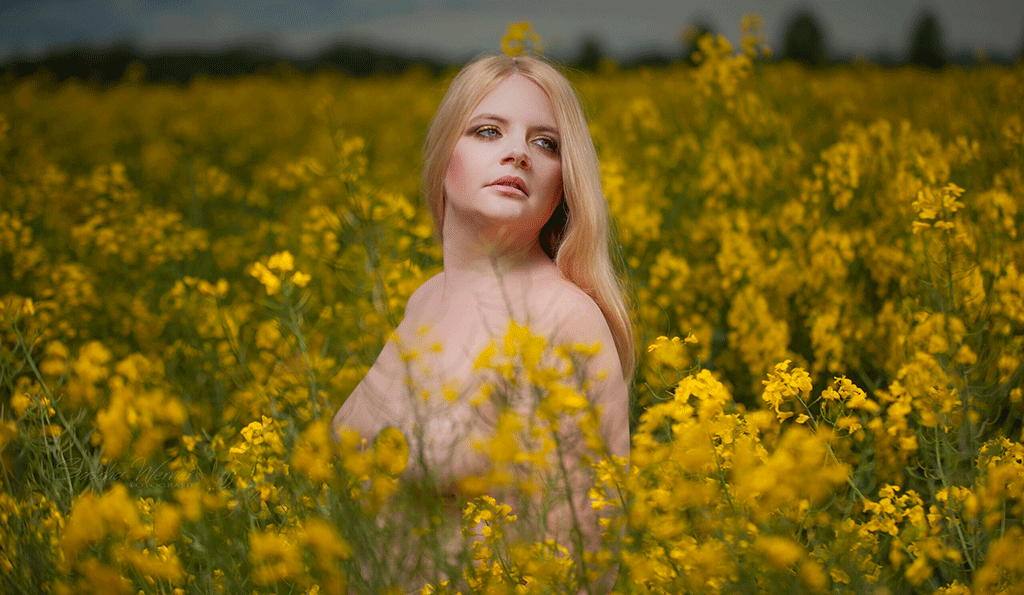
[440,221,559,304]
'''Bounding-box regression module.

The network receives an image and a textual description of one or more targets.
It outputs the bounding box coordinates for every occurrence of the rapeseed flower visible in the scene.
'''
[501,21,543,56]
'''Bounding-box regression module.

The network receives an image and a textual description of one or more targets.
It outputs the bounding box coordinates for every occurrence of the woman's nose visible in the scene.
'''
[501,142,530,169]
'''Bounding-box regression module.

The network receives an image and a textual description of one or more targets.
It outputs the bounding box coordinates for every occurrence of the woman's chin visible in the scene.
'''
[456,205,542,231]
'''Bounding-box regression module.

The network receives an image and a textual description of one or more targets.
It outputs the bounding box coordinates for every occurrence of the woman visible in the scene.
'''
[333,54,633,592]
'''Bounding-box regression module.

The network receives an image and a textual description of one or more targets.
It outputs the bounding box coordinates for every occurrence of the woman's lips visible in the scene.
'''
[488,176,528,196]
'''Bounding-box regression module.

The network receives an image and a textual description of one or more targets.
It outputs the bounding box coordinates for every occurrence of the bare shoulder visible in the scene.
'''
[536,278,627,402]
[403,271,444,318]
[532,278,615,348]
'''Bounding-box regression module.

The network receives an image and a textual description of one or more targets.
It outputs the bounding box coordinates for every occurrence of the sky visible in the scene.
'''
[2,0,1023,62]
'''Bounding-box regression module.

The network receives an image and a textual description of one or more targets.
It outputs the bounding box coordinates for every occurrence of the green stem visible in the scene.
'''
[13,325,103,496]
[282,284,321,419]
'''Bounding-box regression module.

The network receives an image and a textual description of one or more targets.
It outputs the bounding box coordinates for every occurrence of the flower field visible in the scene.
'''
[2,23,1024,594]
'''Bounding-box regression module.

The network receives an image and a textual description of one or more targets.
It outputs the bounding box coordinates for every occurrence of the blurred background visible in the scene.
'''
[2,0,1023,83]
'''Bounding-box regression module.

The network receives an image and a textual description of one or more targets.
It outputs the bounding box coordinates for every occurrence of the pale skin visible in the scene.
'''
[332,74,628,591]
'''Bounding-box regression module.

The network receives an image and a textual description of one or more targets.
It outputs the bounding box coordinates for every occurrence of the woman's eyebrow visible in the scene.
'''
[467,113,507,126]
[470,113,505,123]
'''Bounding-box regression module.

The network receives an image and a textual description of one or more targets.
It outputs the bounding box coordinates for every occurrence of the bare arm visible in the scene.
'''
[541,293,630,594]
[330,272,443,442]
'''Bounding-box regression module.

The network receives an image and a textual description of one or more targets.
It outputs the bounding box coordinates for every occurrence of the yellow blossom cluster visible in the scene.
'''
[501,21,544,57]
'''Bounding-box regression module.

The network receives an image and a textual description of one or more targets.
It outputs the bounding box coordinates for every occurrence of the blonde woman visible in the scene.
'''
[333,54,633,593]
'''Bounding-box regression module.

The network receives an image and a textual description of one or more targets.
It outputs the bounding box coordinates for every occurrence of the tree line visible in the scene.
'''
[2,9,1022,85]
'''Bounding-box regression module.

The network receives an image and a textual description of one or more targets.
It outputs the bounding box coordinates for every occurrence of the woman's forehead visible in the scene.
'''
[467,74,557,128]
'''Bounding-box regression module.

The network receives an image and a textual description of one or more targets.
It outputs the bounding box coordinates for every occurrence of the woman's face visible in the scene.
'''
[443,74,563,242]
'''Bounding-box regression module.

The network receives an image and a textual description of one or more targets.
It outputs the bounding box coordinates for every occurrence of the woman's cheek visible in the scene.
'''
[443,151,469,204]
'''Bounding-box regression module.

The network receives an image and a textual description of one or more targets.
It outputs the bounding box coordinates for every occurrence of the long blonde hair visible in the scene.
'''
[422,54,635,379]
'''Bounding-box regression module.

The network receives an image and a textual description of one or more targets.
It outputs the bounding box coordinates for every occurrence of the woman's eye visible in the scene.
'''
[474,126,500,138]
[534,137,559,153]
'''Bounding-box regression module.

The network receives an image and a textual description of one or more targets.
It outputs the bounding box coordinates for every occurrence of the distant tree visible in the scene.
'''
[681,20,716,65]
[622,51,673,70]
[907,10,946,68]
[781,9,827,66]
[0,41,446,85]
[574,34,607,71]
[1019,18,1024,62]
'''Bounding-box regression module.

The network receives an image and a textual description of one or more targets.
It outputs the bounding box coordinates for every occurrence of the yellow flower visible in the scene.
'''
[73,341,113,384]
[248,261,281,295]
[61,492,105,564]
[153,503,182,544]
[478,411,523,465]
[374,426,409,475]
[240,419,265,445]
[118,545,185,582]
[266,250,295,272]
[504,320,545,369]
[501,20,543,56]
[92,399,133,460]
[0,420,16,452]
[544,383,588,415]
[174,486,203,522]
[301,519,352,580]
[761,360,812,423]
[798,559,828,592]
[197,277,229,297]
[646,335,691,369]
[40,340,70,376]
[75,557,132,595]
[904,555,932,586]
[755,535,804,569]
[249,529,302,585]
[291,270,311,287]
[10,391,32,417]
[61,484,146,565]
[292,420,336,484]
[474,341,496,371]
